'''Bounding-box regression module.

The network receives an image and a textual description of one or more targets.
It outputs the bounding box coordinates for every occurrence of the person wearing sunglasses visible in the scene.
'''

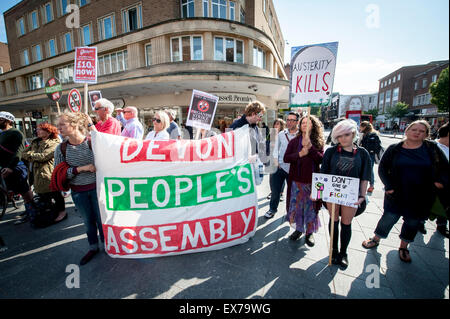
[89,98,121,136]
[321,119,371,269]
[145,111,170,141]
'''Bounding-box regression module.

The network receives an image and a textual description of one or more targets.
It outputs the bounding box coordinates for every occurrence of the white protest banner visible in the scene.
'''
[74,47,97,84]
[311,173,359,208]
[290,42,338,108]
[91,126,258,258]
[186,90,219,130]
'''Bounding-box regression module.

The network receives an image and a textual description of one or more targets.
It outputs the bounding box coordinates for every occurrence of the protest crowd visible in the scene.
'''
[0,99,448,269]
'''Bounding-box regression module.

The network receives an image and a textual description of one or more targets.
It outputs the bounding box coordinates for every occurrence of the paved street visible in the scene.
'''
[0,132,448,299]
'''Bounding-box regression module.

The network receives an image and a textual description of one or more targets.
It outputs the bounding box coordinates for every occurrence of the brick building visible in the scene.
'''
[0,0,288,138]
[0,42,11,74]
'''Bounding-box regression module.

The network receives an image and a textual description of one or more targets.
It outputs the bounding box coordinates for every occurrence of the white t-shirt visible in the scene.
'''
[145,130,170,141]
[435,139,449,161]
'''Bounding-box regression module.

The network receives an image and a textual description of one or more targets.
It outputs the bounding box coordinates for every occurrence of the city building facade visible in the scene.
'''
[0,42,11,74]
[0,0,288,138]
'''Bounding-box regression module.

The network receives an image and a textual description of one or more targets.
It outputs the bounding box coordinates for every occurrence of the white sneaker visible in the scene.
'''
[264,211,276,219]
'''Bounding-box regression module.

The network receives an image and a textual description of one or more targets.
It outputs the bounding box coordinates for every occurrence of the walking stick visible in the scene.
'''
[328,202,336,266]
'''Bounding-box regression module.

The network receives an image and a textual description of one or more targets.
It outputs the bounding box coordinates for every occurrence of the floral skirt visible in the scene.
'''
[286,182,320,234]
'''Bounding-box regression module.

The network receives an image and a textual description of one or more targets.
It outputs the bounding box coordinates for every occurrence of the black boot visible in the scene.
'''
[289,230,302,241]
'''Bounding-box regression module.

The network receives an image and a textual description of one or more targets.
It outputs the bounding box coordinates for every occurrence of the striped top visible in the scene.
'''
[54,138,96,191]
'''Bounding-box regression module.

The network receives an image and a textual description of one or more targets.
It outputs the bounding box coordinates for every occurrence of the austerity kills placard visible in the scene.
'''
[290,42,338,108]
[311,173,359,208]
[186,90,219,130]
[91,126,257,258]
[74,47,97,84]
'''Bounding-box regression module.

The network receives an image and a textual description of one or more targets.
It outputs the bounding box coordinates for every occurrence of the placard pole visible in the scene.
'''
[84,83,89,114]
[56,101,61,115]
[328,202,336,266]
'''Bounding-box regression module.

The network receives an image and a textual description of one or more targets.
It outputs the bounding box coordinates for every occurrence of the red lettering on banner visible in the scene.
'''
[322,72,330,91]
[296,76,302,93]
[103,206,256,256]
[120,131,235,163]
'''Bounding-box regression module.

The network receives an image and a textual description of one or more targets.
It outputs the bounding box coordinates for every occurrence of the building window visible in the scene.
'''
[63,32,72,52]
[17,17,26,36]
[55,64,74,84]
[22,49,30,66]
[240,6,245,23]
[48,39,57,57]
[385,90,391,108]
[253,46,266,69]
[79,0,90,7]
[32,44,42,62]
[26,73,44,91]
[181,0,195,18]
[378,92,384,110]
[98,14,115,40]
[397,74,401,81]
[268,10,273,29]
[422,78,428,88]
[432,74,438,83]
[80,24,91,46]
[388,78,391,85]
[214,37,243,63]
[29,11,39,30]
[145,44,152,66]
[98,50,128,76]
[392,87,399,105]
[203,0,209,17]
[43,2,54,24]
[212,0,227,19]
[229,1,235,21]
[60,0,68,15]
[384,80,387,87]
[263,0,266,14]
[171,36,203,62]
[393,76,396,83]
[380,82,383,89]
[414,81,418,90]
[122,3,143,33]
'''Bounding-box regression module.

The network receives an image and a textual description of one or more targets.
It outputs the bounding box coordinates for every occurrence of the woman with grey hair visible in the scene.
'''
[145,111,170,140]
[362,120,448,263]
[321,119,372,268]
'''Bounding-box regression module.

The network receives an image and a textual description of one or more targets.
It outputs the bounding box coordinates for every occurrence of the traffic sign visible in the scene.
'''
[45,77,62,102]
[68,89,82,112]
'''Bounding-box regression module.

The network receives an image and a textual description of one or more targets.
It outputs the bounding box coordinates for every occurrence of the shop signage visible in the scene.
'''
[214,93,256,104]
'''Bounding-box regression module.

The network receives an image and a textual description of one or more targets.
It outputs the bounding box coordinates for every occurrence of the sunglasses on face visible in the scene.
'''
[152,118,161,123]
[94,106,104,111]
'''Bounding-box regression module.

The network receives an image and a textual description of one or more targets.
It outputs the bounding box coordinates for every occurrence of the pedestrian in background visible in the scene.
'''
[92,98,121,135]
[116,106,144,139]
[359,121,382,193]
[362,120,448,262]
[264,115,295,217]
[55,113,104,266]
[145,111,170,141]
[166,109,181,140]
[21,123,67,224]
[321,119,371,268]
[283,115,324,246]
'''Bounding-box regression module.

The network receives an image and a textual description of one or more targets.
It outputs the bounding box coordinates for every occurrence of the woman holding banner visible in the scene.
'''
[55,112,104,266]
[283,115,324,246]
[362,120,448,263]
[321,119,371,268]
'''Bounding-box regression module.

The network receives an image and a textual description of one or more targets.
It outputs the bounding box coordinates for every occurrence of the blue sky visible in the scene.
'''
[1,0,449,94]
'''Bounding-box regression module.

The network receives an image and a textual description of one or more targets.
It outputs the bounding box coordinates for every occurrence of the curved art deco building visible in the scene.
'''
[0,0,288,138]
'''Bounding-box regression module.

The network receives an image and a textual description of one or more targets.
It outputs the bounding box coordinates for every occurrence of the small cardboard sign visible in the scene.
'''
[67,88,82,112]
[311,173,360,208]
[89,90,102,110]
[45,77,62,102]
[186,90,219,130]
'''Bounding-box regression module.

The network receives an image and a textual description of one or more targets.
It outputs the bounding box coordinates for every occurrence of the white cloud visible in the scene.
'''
[333,58,412,95]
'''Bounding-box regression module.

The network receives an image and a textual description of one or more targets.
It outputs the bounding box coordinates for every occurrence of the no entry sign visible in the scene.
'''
[186,90,219,130]
[74,47,97,84]
[68,88,82,112]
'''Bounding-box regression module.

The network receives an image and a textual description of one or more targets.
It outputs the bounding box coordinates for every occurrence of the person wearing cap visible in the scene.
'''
[321,119,371,269]
[90,98,121,135]
[0,111,36,223]
[165,109,181,140]
[115,106,144,139]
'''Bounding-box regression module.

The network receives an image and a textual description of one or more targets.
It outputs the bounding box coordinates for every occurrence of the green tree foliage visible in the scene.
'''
[386,102,409,119]
[364,108,379,118]
[429,67,449,112]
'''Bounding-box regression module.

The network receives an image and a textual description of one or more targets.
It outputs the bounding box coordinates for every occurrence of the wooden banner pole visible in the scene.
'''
[84,83,89,114]
[328,202,336,266]
[56,101,61,115]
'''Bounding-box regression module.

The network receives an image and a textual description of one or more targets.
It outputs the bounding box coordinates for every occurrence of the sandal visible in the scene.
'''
[398,248,411,263]
[362,237,379,249]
